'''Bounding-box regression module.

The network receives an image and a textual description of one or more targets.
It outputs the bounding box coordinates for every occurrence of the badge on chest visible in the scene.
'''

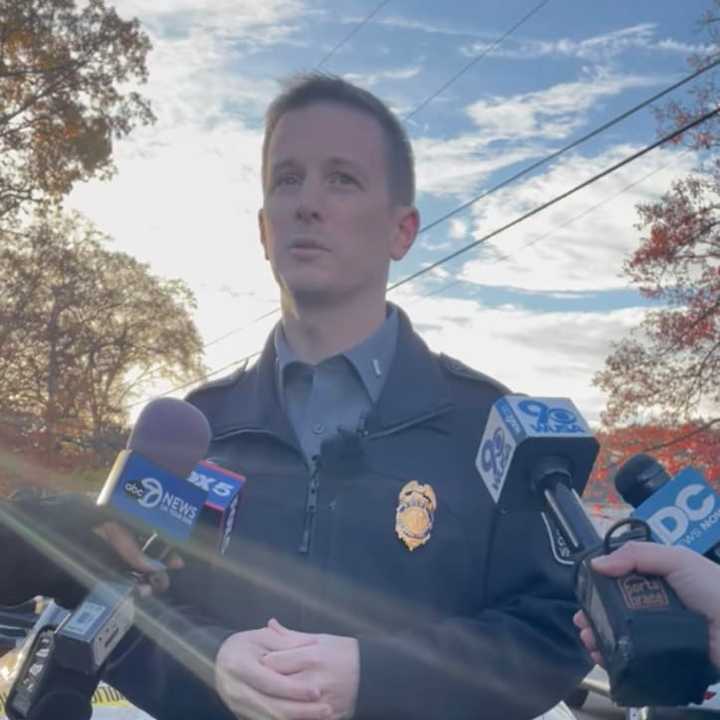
[395,480,437,551]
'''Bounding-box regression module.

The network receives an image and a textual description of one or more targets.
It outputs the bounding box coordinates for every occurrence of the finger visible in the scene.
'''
[166,551,185,570]
[591,541,691,578]
[259,624,319,653]
[224,686,330,720]
[94,522,167,574]
[591,651,604,667]
[225,662,321,703]
[572,610,589,630]
[267,619,318,645]
[579,627,597,653]
[262,647,315,675]
[148,571,171,593]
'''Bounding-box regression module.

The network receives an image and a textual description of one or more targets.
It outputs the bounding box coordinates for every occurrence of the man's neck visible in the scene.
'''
[280,294,387,364]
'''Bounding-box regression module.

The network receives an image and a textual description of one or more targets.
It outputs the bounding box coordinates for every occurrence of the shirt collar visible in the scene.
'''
[274,306,399,405]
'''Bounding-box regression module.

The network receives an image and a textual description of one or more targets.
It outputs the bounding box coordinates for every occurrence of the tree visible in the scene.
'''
[594,3,720,442]
[0,212,205,460]
[0,0,154,221]
[584,422,720,506]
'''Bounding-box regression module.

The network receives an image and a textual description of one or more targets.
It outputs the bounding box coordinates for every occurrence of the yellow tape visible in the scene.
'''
[0,685,135,715]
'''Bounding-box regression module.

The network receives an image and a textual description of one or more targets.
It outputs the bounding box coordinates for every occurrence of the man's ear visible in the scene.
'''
[258,208,269,261]
[390,206,420,261]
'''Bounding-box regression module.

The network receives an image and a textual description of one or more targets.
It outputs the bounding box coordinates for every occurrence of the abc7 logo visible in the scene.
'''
[123,477,163,508]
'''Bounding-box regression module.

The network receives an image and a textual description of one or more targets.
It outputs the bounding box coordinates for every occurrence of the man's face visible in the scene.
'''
[259,102,417,306]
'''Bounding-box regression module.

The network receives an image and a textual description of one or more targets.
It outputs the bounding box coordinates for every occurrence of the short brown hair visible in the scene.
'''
[262,73,415,205]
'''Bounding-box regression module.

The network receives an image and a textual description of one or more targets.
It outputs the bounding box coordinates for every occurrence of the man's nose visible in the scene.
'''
[294,178,323,222]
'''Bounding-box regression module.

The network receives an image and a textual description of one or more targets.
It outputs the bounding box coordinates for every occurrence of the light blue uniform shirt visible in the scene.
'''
[274,307,399,467]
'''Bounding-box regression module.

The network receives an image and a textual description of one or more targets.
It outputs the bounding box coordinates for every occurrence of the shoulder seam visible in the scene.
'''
[439,353,510,393]
[185,361,248,400]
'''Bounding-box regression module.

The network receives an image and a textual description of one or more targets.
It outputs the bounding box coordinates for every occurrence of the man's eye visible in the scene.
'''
[328,172,358,186]
[274,174,300,188]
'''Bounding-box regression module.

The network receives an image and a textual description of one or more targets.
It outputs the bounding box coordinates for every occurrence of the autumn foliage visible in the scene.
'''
[584,422,720,507]
[0,0,154,220]
[593,4,720,474]
[0,212,205,487]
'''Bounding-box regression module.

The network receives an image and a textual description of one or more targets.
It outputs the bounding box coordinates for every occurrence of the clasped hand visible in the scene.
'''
[215,619,360,720]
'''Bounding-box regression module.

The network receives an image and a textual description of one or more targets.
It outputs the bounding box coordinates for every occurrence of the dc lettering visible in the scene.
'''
[648,484,719,545]
[481,427,511,491]
[517,400,583,434]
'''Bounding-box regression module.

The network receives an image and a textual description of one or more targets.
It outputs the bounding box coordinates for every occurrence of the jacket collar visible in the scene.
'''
[208,304,452,439]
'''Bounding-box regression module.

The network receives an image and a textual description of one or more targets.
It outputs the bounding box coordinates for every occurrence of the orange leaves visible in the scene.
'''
[0,0,155,221]
[585,422,720,505]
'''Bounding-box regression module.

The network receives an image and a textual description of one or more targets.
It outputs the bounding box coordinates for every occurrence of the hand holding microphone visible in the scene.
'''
[476,396,717,707]
[4,397,241,720]
[574,541,720,671]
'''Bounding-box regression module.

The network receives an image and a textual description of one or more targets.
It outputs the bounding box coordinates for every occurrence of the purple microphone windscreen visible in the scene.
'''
[127,398,211,478]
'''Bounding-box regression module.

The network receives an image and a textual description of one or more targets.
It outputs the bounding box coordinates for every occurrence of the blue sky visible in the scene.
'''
[67,0,714,422]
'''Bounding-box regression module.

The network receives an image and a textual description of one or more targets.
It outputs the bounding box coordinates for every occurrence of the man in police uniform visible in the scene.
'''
[106,74,589,719]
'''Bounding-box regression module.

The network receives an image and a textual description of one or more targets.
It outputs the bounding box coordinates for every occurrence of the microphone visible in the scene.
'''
[477,396,716,707]
[0,398,213,608]
[615,454,720,563]
[55,398,212,676]
[5,398,213,720]
[188,460,245,556]
[96,397,211,544]
[5,602,97,720]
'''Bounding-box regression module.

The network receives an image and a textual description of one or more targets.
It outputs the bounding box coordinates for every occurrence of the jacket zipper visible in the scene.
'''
[299,461,320,554]
[212,426,319,554]
[214,405,454,557]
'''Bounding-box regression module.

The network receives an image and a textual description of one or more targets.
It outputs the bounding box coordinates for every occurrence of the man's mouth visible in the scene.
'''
[290,239,328,251]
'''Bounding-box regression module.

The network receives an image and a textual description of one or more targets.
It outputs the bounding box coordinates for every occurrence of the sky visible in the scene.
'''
[66,0,714,424]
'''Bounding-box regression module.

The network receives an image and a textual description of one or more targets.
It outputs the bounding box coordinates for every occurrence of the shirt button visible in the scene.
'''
[313,423,325,435]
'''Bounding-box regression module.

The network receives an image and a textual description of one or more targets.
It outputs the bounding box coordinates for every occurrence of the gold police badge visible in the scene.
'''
[395,481,437,551]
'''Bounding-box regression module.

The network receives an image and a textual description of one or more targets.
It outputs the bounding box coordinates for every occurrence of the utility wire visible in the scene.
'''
[163,55,720,365]
[316,0,392,69]
[403,0,551,120]
[388,104,720,292]
[410,55,720,243]
[409,147,693,306]
[144,105,719,404]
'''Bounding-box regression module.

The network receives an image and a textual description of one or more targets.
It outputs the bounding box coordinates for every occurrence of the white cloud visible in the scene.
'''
[373,15,473,37]
[465,68,664,143]
[66,118,280,381]
[114,0,308,45]
[413,136,544,198]
[411,68,668,200]
[449,219,468,240]
[343,65,423,88]
[455,144,698,293]
[460,23,710,62]
[388,290,648,423]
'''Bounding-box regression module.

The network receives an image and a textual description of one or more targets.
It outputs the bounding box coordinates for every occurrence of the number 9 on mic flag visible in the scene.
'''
[475,396,598,507]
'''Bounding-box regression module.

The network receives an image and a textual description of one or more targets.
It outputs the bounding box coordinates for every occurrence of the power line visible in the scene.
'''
[388,103,720,293]
[147,105,719,404]
[126,352,260,410]
[403,0,551,120]
[411,55,720,243]
[129,57,720,406]
[180,54,720,364]
[406,150,693,309]
[201,307,279,352]
[316,0,392,70]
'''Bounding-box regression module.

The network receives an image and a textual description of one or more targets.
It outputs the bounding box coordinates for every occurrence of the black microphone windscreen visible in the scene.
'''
[127,397,211,478]
[614,453,671,507]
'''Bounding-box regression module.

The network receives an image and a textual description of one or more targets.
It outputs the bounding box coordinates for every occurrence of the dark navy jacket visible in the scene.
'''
[106,308,589,719]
